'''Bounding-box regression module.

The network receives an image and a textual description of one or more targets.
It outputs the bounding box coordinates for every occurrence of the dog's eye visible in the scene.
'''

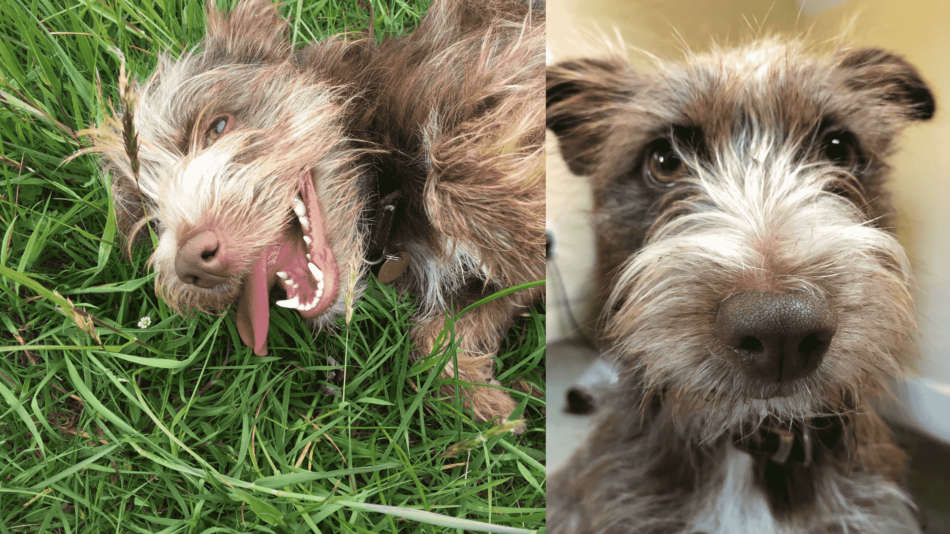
[206,116,229,143]
[644,139,686,185]
[821,130,859,169]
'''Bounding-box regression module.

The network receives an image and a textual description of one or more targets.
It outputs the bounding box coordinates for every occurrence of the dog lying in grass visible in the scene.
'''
[82,0,544,424]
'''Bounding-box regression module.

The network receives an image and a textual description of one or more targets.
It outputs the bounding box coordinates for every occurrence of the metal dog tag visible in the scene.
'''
[770,427,795,465]
[378,251,411,284]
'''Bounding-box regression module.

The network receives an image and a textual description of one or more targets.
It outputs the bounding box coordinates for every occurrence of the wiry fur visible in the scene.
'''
[547,38,934,533]
[361,0,546,419]
[80,0,545,423]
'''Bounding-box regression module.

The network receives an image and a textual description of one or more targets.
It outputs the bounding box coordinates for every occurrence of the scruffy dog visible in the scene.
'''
[546,40,934,533]
[82,0,544,423]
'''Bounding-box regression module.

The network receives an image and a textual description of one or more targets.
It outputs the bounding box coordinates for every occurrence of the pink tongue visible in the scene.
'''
[236,253,271,356]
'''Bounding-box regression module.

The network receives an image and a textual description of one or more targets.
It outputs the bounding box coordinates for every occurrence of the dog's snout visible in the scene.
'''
[715,291,838,383]
[175,230,230,288]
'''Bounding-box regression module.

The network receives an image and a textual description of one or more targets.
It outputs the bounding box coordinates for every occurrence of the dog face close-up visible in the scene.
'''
[548,40,934,431]
[87,2,372,353]
[546,31,942,533]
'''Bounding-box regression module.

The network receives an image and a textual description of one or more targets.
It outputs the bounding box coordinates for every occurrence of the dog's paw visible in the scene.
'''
[470,380,521,424]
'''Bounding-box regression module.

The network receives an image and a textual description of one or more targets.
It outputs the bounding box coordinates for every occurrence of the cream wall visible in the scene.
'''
[546,0,950,434]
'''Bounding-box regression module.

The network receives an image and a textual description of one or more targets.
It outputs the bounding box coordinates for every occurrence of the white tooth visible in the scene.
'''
[306,254,311,261]
[292,282,299,289]
[316,289,323,298]
[276,296,299,308]
[318,280,325,291]
[284,279,293,286]
[303,236,312,246]
[308,262,322,280]
[276,271,288,280]
[294,202,307,217]
[299,217,310,232]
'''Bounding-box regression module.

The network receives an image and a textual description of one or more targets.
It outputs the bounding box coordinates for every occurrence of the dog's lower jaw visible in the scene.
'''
[549,390,912,534]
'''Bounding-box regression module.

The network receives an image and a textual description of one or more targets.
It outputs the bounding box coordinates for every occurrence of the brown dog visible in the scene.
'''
[82,0,544,423]
[547,39,933,533]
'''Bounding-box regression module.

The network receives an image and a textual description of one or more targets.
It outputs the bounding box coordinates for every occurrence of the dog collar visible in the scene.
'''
[364,182,411,284]
[365,189,402,266]
[731,415,852,467]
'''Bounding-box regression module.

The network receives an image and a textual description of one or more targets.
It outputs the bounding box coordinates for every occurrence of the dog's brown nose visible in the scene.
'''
[715,291,838,383]
[175,230,229,289]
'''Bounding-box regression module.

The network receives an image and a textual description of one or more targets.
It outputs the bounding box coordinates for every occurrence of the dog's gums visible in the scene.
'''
[236,171,339,356]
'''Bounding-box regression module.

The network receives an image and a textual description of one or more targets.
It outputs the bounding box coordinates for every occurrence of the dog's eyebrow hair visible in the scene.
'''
[670,124,705,150]
[185,105,217,154]
[165,108,204,155]
[638,123,705,147]
[633,124,707,164]
[815,117,841,137]
[181,114,201,154]
[188,111,207,154]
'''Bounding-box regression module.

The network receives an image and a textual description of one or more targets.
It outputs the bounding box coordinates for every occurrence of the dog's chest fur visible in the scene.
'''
[549,393,913,534]
[690,447,780,534]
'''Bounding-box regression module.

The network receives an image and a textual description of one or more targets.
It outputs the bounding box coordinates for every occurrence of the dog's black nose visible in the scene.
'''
[175,230,229,289]
[715,291,838,383]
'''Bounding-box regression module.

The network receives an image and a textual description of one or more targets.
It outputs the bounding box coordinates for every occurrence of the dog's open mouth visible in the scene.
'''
[236,171,339,356]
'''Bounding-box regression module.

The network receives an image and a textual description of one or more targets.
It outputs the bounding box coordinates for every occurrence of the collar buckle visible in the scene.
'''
[732,415,848,466]
[365,190,402,266]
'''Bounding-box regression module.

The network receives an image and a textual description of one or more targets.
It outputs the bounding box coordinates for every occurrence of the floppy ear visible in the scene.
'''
[547,57,641,175]
[837,48,935,121]
[204,0,291,63]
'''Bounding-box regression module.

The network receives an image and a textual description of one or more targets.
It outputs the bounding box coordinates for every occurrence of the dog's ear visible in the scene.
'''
[837,48,935,121]
[204,0,291,63]
[547,57,640,175]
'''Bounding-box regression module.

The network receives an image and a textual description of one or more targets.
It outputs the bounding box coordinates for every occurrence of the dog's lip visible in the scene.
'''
[234,171,339,355]
[292,169,339,317]
[744,380,809,400]
[268,171,340,318]
[269,226,337,318]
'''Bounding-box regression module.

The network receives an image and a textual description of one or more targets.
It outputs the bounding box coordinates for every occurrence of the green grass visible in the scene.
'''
[0,1,546,532]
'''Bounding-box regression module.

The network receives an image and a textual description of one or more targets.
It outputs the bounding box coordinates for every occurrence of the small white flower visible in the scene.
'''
[137,316,151,329]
